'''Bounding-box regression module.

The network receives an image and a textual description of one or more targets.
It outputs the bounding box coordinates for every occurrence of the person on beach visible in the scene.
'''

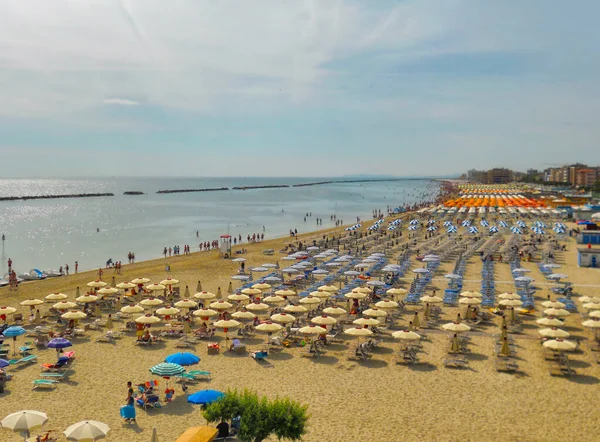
[98,268,103,280]
[7,257,12,274]
[65,264,69,275]
[75,261,78,273]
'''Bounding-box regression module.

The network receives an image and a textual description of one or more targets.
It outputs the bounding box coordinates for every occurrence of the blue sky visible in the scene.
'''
[0,0,599,177]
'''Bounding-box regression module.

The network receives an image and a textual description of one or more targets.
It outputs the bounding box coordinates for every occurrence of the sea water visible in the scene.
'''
[0,177,439,273]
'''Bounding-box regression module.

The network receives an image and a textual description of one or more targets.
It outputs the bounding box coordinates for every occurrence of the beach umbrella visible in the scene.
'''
[61,310,87,320]
[227,282,233,295]
[543,308,570,317]
[536,317,563,326]
[270,313,296,324]
[442,322,471,333]
[582,319,600,329]
[160,278,179,287]
[2,410,48,439]
[252,283,271,290]
[46,292,68,301]
[131,278,150,285]
[76,294,99,304]
[344,292,367,300]
[344,271,360,276]
[283,305,308,314]
[193,308,218,318]
[298,325,327,335]
[460,291,482,298]
[165,352,200,366]
[362,308,387,318]
[150,428,159,442]
[251,267,269,272]
[106,315,113,330]
[444,274,462,280]
[232,258,246,263]
[97,287,118,296]
[542,300,566,309]
[548,274,568,281]
[318,285,338,292]
[299,296,322,306]
[209,300,233,310]
[512,268,530,273]
[194,291,217,301]
[366,280,386,287]
[47,337,72,358]
[499,338,511,357]
[116,282,135,289]
[187,390,225,405]
[140,298,164,307]
[583,302,600,310]
[150,362,185,377]
[543,263,561,269]
[19,299,43,308]
[499,299,523,307]
[0,359,9,369]
[498,293,521,300]
[255,322,283,333]
[580,296,600,304]
[420,295,443,304]
[542,339,577,351]
[241,288,262,296]
[232,311,257,321]
[64,420,110,441]
[0,306,16,316]
[146,283,166,292]
[322,307,347,316]
[590,311,600,319]
[412,268,430,274]
[120,305,144,314]
[2,326,26,355]
[353,287,372,294]
[155,307,181,316]
[344,327,374,338]
[515,276,533,283]
[262,295,286,304]
[245,303,270,312]
[175,299,198,309]
[459,297,482,306]
[386,288,407,297]
[311,315,337,326]
[539,328,570,338]
[309,291,332,299]
[214,319,241,330]
[87,280,107,288]
[195,280,204,292]
[228,294,250,302]
[353,317,380,327]
[375,300,399,309]
[392,330,421,341]
[275,289,296,297]
[135,314,161,324]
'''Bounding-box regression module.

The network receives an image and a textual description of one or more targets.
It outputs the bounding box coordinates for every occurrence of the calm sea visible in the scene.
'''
[0,177,439,275]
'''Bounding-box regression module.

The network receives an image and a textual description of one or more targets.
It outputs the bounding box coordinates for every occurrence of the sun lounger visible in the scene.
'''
[9,354,38,367]
[32,379,59,390]
[442,356,469,369]
[495,358,519,372]
[19,344,34,355]
[40,371,69,380]
[187,370,211,380]
[548,362,576,377]
[251,350,268,361]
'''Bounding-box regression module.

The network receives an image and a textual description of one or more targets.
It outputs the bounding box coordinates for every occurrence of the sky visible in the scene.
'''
[1,0,599,178]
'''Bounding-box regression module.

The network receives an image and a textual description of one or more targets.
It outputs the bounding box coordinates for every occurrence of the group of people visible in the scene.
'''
[199,240,219,251]
[163,245,191,257]
[127,252,136,264]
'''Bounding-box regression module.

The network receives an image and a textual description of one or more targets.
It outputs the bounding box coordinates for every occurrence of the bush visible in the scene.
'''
[203,389,309,442]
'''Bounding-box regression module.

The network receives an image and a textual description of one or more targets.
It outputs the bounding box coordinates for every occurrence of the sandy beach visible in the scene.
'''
[1,218,600,442]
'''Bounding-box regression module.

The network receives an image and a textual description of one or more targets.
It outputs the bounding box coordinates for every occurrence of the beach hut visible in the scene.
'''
[219,235,232,258]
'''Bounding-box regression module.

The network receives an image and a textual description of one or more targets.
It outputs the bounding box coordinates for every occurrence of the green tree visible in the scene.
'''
[203,389,309,442]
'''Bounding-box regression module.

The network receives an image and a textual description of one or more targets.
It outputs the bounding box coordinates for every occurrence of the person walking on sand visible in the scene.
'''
[98,267,103,281]
[65,264,69,275]
[7,257,12,274]
[75,261,78,273]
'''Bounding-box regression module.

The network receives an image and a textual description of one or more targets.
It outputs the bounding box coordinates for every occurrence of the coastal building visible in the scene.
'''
[487,168,513,184]
[577,247,600,267]
[574,168,598,187]
[467,169,487,183]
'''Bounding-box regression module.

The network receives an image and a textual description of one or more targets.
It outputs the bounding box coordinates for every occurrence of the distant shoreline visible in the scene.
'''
[0,177,434,201]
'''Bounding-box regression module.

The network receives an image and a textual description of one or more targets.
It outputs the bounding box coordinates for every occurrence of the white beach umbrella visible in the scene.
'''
[263,295,286,304]
[543,308,570,317]
[536,317,564,326]
[311,315,337,326]
[232,311,257,321]
[155,307,181,316]
[1,410,48,436]
[87,280,107,288]
[420,295,443,304]
[497,293,521,300]
[270,313,296,324]
[120,305,144,314]
[194,291,217,300]
[583,302,600,310]
[539,328,570,338]
[193,308,218,318]
[283,305,308,314]
[541,300,566,309]
[299,296,321,305]
[116,282,136,289]
[322,307,347,316]
[442,322,471,333]
[135,314,161,324]
[353,317,380,327]
[245,303,270,312]
[375,300,399,309]
[392,330,421,341]
[542,339,577,351]
[228,294,250,302]
[131,278,150,284]
[498,299,523,307]
[46,292,68,301]
[209,300,233,310]
[64,420,110,441]
[362,308,387,318]
[140,298,163,307]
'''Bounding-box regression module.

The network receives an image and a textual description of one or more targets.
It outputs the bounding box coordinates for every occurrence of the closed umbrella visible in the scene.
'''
[64,420,110,441]
[499,338,511,357]
[2,326,26,355]
[106,315,113,330]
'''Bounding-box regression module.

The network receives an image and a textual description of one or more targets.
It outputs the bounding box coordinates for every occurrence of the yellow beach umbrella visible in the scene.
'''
[311,315,337,326]
[460,291,482,298]
[209,300,233,310]
[140,298,164,307]
[386,288,407,296]
[499,299,523,307]
[155,307,181,316]
[536,317,563,326]
[299,325,328,335]
[275,289,296,297]
[121,305,144,314]
[541,300,566,309]
[318,285,338,293]
[146,283,166,292]
[352,287,372,294]
[392,330,421,341]
[245,303,270,312]
[353,317,380,327]
[160,278,179,286]
[193,308,218,318]
[582,319,600,329]
[20,299,44,307]
[97,287,119,296]
[344,292,367,300]
[309,291,332,299]
[232,311,257,321]
[420,295,443,304]
[241,288,262,296]
[583,302,600,310]
[344,327,374,337]
[194,291,217,300]
[0,306,16,315]
[76,294,99,304]
[283,305,308,314]
[255,322,283,333]
[543,308,570,317]
[375,300,399,309]
[362,308,387,318]
[135,314,161,324]
[263,295,286,304]
[116,282,136,289]
[322,306,347,316]
[61,310,87,320]
[542,339,577,351]
[299,296,322,305]
[87,280,107,288]
[46,292,68,301]
[539,328,570,338]
[174,299,198,309]
[498,293,521,300]
[228,294,250,302]
[131,277,150,285]
[214,319,241,329]
[442,322,471,333]
[270,313,296,324]
[589,310,600,319]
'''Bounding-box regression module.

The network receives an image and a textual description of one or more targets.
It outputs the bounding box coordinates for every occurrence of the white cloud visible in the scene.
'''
[103,98,140,106]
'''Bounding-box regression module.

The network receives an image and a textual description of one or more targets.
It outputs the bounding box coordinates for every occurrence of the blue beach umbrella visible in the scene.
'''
[0,359,9,368]
[2,326,26,355]
[165,352,200,366]
[47,337,73,359]
[187,389,225,405]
